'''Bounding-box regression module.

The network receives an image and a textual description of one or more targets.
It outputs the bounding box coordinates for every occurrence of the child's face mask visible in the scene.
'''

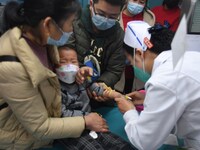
[56,64,79,84]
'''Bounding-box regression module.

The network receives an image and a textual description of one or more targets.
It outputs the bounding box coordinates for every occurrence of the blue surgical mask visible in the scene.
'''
[47,31,72,46]
[127,2,144,15]
[91,8,116,30]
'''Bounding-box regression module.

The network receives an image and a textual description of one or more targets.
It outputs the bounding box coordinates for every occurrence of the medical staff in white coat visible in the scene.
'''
[115,20,200,150]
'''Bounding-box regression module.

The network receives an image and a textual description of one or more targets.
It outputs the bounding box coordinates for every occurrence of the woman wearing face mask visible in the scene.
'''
[119,0,155,30]
[151,0,181,32]
[0,0,121,149]
[116,0,155,95]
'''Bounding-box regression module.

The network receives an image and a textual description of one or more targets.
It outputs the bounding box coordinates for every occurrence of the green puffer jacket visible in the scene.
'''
[67,6,126,88]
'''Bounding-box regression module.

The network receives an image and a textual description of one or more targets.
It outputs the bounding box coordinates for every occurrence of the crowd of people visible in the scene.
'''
[0,0,199,150]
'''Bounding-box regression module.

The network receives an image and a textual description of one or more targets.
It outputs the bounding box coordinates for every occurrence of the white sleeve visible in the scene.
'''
[123,82,181,150]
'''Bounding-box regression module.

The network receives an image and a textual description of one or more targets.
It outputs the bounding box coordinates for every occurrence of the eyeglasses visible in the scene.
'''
[92,4,120,21]
[51,20,65,35]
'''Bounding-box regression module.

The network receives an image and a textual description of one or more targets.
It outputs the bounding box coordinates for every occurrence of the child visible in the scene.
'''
[56,46,102,117]
[56,46,127,117]
[55,46,135,150]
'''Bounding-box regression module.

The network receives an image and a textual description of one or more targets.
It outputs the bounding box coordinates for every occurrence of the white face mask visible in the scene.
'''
[56,64,79,84]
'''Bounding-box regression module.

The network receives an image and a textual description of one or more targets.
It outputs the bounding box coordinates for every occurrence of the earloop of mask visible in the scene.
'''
[133,48,146,73]
[133,48,136,90]
[142,56,146,73]
[133,48,136,68]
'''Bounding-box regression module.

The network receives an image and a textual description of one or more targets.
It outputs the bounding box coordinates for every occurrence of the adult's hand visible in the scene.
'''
[76,67,93,84]
[88,83,111,102]
[127,91,145,105]
[84,113,109,132]
[115,97,135,114]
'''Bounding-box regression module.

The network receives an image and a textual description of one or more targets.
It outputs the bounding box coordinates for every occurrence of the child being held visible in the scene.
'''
[56,46,127,117]
[55,46,134,149]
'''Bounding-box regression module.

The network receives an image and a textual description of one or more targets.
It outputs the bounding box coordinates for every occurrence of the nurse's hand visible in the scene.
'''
[127,91,145,105]
[76,66,93,84]
[115,97,135,114]
[84,113,109,132]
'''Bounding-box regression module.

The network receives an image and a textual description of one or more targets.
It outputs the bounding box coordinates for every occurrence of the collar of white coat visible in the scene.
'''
[152,51,172,73]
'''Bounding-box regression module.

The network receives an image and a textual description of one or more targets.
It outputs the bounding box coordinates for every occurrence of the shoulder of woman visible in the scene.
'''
[143,9,156,26]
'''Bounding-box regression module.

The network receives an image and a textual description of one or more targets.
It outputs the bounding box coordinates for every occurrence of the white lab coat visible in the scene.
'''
[124,51,200,150]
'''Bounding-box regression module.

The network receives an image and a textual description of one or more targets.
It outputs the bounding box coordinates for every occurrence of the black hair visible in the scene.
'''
[163,0,180,9]
[123,25,174,56]
[3,0,81,32]
[148,27,174,55]
[93,0,126,10]
[58,45,76,53]
[123,42,134,56]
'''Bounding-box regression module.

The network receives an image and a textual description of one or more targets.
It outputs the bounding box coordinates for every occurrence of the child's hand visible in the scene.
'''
[76,67,93,84]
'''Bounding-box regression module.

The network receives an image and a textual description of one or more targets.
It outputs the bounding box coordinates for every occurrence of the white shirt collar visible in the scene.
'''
[152,50,172,73]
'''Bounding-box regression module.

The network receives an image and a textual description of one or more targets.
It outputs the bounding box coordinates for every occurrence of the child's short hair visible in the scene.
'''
[58,46,76,52]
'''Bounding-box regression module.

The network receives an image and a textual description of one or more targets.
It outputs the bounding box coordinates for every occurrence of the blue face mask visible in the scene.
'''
[133,66,150,83]
[127,2,144,15]
[47,31,72,46]
[91,8,116,30]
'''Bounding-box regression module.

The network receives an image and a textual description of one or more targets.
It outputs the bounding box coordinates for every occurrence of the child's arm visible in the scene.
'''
[97,83,132,100]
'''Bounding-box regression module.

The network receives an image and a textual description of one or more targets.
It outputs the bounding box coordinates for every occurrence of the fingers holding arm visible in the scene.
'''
[114,97,135,114]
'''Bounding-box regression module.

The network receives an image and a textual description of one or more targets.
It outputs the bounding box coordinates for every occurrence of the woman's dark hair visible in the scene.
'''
[148,25,175,55]
[163,0,180,9]
[3,0,81,32]
[93,0,126,10]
